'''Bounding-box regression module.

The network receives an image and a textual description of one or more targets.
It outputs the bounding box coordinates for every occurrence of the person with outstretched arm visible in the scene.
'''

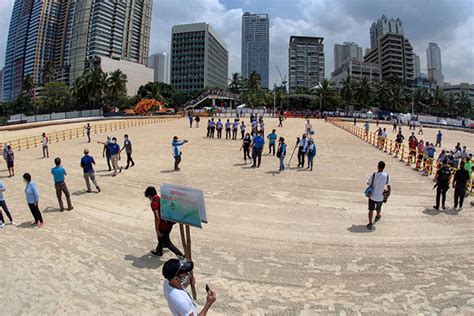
[172,136,188,171]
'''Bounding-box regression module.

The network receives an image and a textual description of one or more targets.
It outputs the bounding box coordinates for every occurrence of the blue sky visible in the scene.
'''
[0,0,473,87]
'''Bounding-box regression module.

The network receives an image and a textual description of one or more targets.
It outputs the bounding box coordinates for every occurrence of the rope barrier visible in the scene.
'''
[329,118,473,194]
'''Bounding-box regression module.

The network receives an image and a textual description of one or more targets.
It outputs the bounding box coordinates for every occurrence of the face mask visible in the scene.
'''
[112,140,116,144]
[180,274,190,286]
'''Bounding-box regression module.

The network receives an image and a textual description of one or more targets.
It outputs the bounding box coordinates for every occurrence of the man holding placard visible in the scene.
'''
[145,186,184,259]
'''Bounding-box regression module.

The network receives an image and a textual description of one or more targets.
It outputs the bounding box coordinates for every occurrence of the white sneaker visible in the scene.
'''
[0,223,5,228]
[10,221,15,226]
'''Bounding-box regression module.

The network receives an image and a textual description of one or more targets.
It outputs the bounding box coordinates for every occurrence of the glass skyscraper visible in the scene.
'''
[241,12,269,89]
[3,0,153,102]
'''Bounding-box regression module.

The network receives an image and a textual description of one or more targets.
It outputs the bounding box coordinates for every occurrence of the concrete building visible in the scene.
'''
[89,56,153,96]
[414,53,421,78]
[364,29,415,85]
[288,36,325,94]
[330,59,380,89]
[443,83,474,101]
[426,42,443,87]
[333,42,363,71]
[148,52,170,84]
[241,12,269,89]
[171,23,229,91]
[3,0,153,102]
[68,0,153,83]
[370,15,404,49]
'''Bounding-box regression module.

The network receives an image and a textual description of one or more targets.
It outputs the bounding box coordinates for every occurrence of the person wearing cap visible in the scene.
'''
[162,259,217,316]
[144,186,184,258]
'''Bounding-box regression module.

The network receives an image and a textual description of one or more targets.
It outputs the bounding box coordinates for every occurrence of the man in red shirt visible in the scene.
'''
[407,133,418,165]
[144,186,184,258]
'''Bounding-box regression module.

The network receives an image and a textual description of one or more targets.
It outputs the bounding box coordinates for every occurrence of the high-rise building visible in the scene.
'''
[2,0,153,101]
[241,12,269,89]
[426,42,443,87]
[370,15,404,49]
[68,0,152,83]
[330,60,380,89]
[148,52,170,84]
[3,0,63,102]
[364,16,414,85]
[0,68,4,102]
[171,23,229,91]
[288,36,325,94]
[414,53,421,78]
[333,42,363,71]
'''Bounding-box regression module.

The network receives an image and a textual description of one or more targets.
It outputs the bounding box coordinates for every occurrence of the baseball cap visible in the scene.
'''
[162,259,194,280]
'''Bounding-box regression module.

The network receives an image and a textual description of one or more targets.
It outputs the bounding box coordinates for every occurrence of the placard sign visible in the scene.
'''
[160,184,207,228]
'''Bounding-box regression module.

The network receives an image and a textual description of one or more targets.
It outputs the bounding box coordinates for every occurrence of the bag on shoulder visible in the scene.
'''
[364,173,375,198]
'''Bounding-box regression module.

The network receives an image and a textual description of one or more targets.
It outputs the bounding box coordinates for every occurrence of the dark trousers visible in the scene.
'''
[156,229,183,257]
[269,143,275,155]
[435,186,448,209]
[28,203,43,223]
[252,147,263,167]
[55,182,72,211]
[87,133,91,143]
[207,127,210,137]
[106,154,112,170]
[297,148,306,167]
[243,147,251,161]
[454,187,465,208]
[174,155,182,170]
[241,130,245,139]
[0,200,13,223]
[226,129,231,139]
[210,127,215,138]
[278,120,283,127]
[217,128,222,138]
[232,129,237,140]
[126,152,135,168]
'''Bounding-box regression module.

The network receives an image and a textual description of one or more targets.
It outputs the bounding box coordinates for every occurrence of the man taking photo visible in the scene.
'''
[163,259,217,316]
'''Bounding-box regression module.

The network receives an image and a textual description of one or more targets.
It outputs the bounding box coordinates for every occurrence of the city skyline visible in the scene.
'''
[0,0,473,90]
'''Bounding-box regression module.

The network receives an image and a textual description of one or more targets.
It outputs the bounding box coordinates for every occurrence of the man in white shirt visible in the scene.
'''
[305,120,313,136]
[163,259,217,316]
[42,133,49,158]
[366,161,391,230]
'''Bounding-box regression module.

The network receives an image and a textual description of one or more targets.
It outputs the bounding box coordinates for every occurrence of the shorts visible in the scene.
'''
[7,161,14,168]
[368,199,383,211]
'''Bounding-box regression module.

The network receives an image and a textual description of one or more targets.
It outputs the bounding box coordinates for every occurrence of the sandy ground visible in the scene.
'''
[0,118,473,315]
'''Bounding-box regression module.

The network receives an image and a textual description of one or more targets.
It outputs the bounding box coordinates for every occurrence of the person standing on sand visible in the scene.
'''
[51,157,73,212]
[2,143,8,163]
[433,160,451,210]
[108,137,122,176]
[85,123,91,143]
[121,134,135,169]
[188,113,193,128]
[240,133,252,164]
[172,136,188,171]
[232,119,239,140]
[225,119,231,139]
[209,118,216,138]
[206,119,211,137]
[41,133,49,158]
[435,130,442,147]
[216,119,223,139]
[6,145,14,177]
[80,149,101,193]
[195,115,200,128]
[453,161,470,210]
[162,259,217,316]
[277,137,287,172]
[99,136,112,171]
[240,121,246,139]
[0,181,15,228]
[251,131,265,168]
[307,139,316,171]
[297,134,308,168]
[145,186,184,258]
[365,161,391,231]
[267,129,277,156]
[23,173,43,227]
[278,114,283,127]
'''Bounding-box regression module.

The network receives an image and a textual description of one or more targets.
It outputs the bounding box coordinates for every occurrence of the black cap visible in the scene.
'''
[162,259,193,280]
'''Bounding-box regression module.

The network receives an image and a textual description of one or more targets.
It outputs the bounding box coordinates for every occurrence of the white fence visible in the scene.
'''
[8,109,103,124]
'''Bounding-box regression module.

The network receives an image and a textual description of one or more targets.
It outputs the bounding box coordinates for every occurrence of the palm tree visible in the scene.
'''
[455,91,472,118]
[246,71,261,92]
[314,79,336,111]
[388,84,408,112]
[43,60,55,84]
[375,80,390,110]
[413,87,430,114]
[340,77,355,112]
[431,86,446,116]
[23,75,35,97]
[108,69,127,98]
[228,72,242,94]
[356,76,372,109]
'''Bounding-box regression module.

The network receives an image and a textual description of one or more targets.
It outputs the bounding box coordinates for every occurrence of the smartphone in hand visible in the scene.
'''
[205,284,211,294]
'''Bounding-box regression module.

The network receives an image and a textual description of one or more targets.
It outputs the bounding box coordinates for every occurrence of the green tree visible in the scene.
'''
[43,60,55,84]
[356,76,372,109]
[388,84,408,112]
[340,77,355,111]
[228,72,242,94]
[246,71,261,93]
[375,80,391,110]
[413,87,430,114]
[106,69,128,107]
[23,75,35,97]
[314,79,336,111]
[455,91,472,118]
[39,82,70,113]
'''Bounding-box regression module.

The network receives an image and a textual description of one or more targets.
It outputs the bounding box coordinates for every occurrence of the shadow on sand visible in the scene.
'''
[423,207,460,216]
[124,253,164,269]
[347,225,375,233]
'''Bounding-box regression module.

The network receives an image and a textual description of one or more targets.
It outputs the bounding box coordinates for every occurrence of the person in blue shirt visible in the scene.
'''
[277,137,287,172]
[307,139,317,171]
[81,149,101,193]
[267,129,278,156]
[225,119,232,139]
[51,157,73,212]
[172,136,188,171]
[108,137,122,176]
[23,173,43,227]
[251,131,265,168]
[435,130,442,147]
